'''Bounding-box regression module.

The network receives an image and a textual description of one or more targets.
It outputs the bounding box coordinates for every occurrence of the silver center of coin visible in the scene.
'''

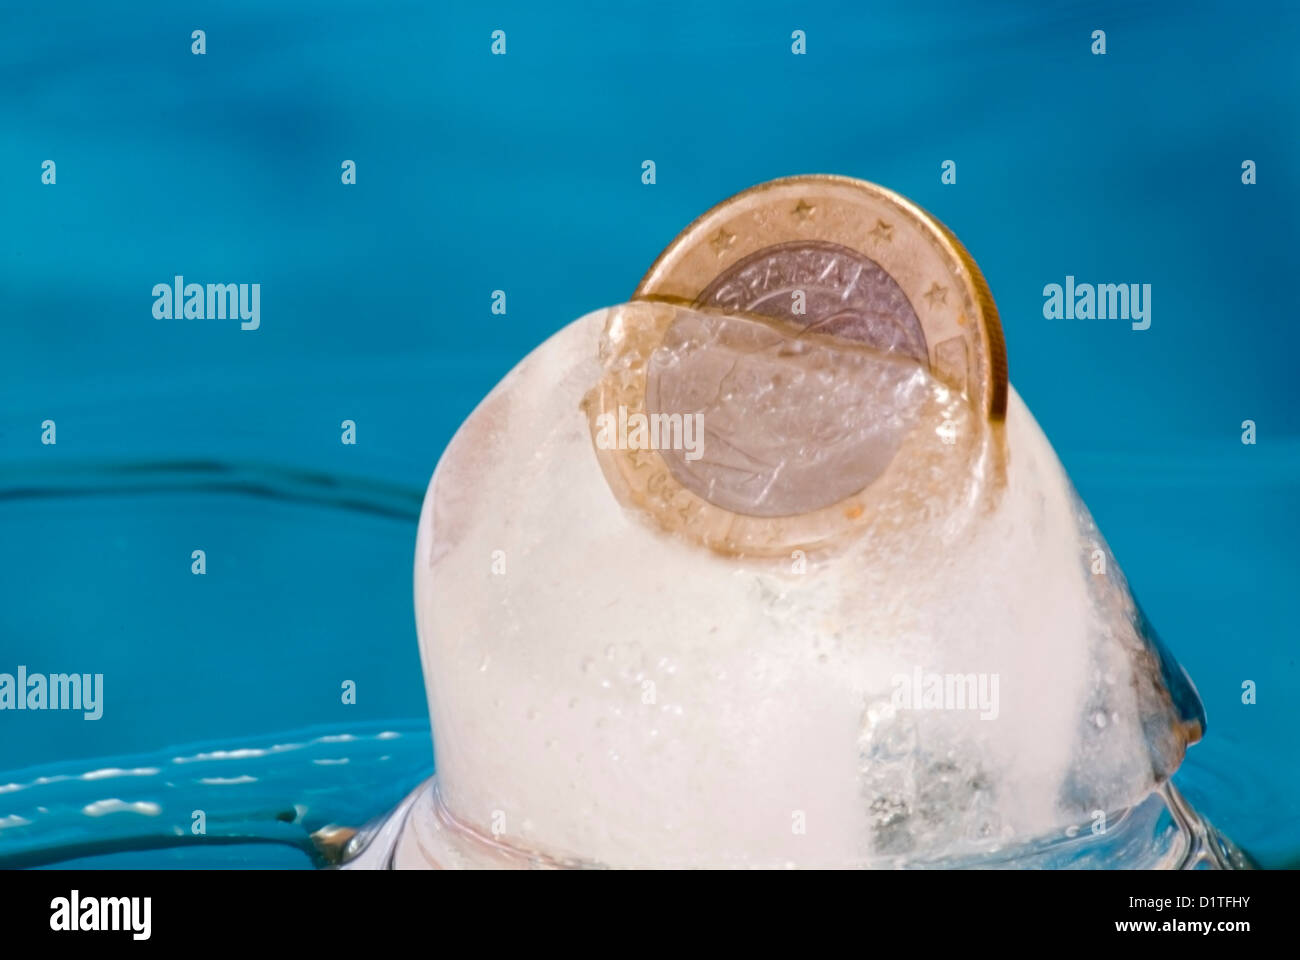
[645,242,930,519]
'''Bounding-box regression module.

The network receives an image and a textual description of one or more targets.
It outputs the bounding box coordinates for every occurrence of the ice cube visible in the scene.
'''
[410,302,1207,867]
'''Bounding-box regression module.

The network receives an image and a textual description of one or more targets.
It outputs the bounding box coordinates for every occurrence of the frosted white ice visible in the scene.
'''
[413,306,1192,867]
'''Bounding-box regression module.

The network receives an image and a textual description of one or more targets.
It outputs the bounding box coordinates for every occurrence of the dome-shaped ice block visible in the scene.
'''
[391,301,1232,869]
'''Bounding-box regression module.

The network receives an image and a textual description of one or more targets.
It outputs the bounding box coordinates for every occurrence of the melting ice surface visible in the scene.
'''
[412,303,1244,868]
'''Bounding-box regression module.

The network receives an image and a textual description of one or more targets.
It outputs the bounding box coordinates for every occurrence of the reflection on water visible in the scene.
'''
[0,458,424,521]
[0,460,433,867]
[0,720,432,869]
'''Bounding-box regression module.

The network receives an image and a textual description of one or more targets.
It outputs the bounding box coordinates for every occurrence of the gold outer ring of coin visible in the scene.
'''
[585,174,1009,557]
[635,174,1007,421]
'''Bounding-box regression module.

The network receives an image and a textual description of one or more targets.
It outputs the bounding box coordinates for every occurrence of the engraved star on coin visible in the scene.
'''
[792,199,816,221]
[924,282,948,308]
[709,228,736,256]
[867,219,893,244]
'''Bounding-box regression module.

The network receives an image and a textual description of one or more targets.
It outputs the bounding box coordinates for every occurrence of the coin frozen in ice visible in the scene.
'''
[345,176,1243,869]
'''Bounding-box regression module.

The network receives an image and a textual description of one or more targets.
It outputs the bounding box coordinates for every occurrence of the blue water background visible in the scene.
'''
[1,1,1297,866]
